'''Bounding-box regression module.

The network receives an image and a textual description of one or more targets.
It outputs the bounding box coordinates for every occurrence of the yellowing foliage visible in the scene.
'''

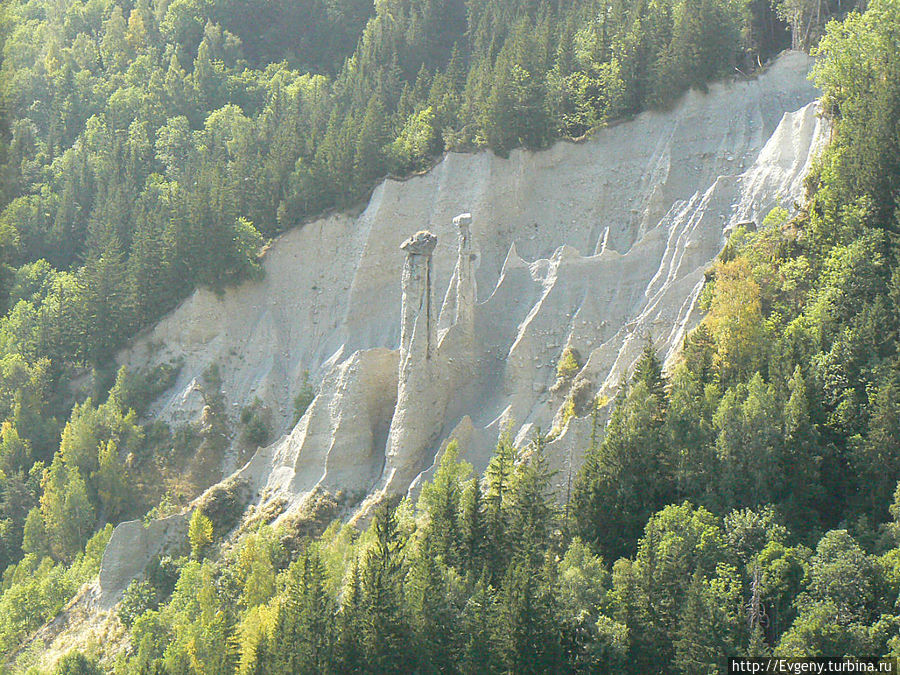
[189,509,214,559]
[703,257,767,381]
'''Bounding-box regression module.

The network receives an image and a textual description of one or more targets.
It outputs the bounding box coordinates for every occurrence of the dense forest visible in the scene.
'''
[1,0,898,671]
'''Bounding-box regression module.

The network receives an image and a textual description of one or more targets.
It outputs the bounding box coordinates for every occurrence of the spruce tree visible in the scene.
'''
[573,377,674,561]
[484,432,515,583]
[496,556,564,674]
[408,535,462,672]
[459,477,486,578]
[360,499,410,673]
[460,574,502,675]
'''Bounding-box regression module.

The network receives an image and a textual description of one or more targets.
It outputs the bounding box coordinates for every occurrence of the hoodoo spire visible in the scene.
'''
[399,230,438,363]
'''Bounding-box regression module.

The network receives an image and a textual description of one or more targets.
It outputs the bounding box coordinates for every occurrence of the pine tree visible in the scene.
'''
[335,556,365,673]
[39,457,96,560]
[673,566,744,675]
[49,144,93,269]
[193,36,223,111]
[484,432,515,583]
[715,374,783,510]
[609,502,727,670]
[21,505,49,557]
[0,420,31,475]
[262,546,335,673]
[573,376,674,561]
[93,439,127,520]
[460,573,502,675]
[507,432,557,566]
[665,364,717,504]
[408,536,462,672]
[100,6,129,72]
[853,370,900,521]
[188,509,214,559]
[632,340,667,409]
[297,547,335,671]
[496,556,564,674]
[459,477,486,578]
[419,441,470,568]
[360,499,410,673]
[127,201,174,328]
[76,225,130,366]
[781,365,822,527]
[481,19,551,155]
[353,94,390,190]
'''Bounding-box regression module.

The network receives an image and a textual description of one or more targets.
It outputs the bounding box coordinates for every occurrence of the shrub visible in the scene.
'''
[239,398,271,447]
[571,378,595,415]
[292,371,315,426]
[118,579,157,628]
[53,651,102,675]
[196,480,249,536]
[557,347,580,381]
[552,347,582,393]
[108,361,182,417]
[118,554,181,628]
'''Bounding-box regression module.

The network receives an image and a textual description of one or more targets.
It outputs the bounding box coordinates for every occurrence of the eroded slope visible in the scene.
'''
[118,50,823,521]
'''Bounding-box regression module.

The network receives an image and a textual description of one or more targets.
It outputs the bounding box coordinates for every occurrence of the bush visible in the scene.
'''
[54,651,102,675]
[196,480,249,536]
[147,555,180,600]
[118,579,157,628]
[117,555,181,627]
[240,398,271,447]
[109,361,183,417]
[292,371,315,426]
[571,378,595,416]
[278,489,341,556]
[0,526,111,655]
[552,347,582,393]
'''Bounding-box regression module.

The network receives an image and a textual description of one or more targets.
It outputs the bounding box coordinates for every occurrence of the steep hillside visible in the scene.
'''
[117,51,822,528]
[15,0,900,667]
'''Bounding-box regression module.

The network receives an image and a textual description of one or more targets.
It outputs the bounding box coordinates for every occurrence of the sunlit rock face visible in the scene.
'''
[118,51,825,522]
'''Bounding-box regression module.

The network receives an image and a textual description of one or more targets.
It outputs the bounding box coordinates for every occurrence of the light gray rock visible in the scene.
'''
[98,514,187,609]
[400,230,437,361]
[118,51,825,518]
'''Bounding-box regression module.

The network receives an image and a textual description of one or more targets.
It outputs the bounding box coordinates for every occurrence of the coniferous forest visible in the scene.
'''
[1,0,900,672]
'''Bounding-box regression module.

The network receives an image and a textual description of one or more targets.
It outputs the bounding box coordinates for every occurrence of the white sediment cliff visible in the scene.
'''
[113,50,825,554]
